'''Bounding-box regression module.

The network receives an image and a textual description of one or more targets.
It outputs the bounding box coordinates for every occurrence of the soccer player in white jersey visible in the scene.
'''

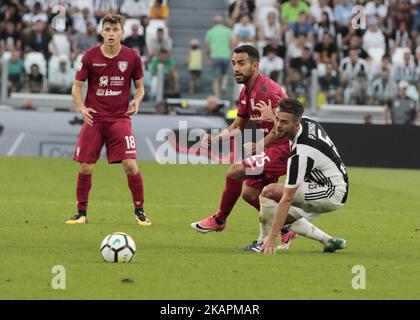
[252,98,348,254]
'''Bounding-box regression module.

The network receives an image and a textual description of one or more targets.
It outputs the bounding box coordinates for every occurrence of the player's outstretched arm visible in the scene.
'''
[201,116,248,147]
[72,80,97,126]
[127,78,145,116]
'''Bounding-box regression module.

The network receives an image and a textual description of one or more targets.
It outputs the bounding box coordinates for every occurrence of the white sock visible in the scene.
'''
[289,215,332,245]
[257,196,278,244]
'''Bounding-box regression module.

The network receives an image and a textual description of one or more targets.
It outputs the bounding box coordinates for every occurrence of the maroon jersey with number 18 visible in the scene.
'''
[75,45,143,122]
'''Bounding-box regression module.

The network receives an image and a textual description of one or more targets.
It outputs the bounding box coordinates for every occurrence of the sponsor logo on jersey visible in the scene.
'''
[110,76,124,86]
[118,61,128,72]
[93,63,107,67]
[96,89,122,96]
[99,76,109,87]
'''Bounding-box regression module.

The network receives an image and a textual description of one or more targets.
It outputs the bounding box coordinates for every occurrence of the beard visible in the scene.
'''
[234,73,252,84]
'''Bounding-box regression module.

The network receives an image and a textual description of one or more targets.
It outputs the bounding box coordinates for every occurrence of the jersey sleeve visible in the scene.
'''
[75,52,91,81]
[237,90,249,118]
[285,151,311,189]
[132,50,143,80]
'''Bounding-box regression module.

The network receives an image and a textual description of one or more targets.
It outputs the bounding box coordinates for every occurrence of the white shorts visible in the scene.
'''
[289,182,347,220]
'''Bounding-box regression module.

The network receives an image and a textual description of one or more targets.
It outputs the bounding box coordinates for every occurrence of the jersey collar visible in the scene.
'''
[290,123,303,149]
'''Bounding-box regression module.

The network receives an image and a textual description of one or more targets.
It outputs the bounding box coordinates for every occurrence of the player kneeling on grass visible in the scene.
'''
[253,98,348,253]
[66,15,151,226]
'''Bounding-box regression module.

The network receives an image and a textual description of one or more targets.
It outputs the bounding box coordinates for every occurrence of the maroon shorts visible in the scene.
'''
[73,121,137,164]
[242,143,290,189]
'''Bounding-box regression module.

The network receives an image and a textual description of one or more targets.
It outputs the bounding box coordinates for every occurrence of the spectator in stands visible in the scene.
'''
[0,1,22,26]
[333,0,353,37]
[365,0,388,27]
[313,11,335,42]
[363,113,373,124]
[187,38,203,94]
[309,0,334,24]
[148,27,173,62]
[149,0,170,23]
[343,70,368,105]
[314,32,338,67]
[150,49,180,99]
[49,58,74,94]
[22,1,48,28]
[25,63,44,93]
[343,34,370,60]
[318,59,342,104]
[71,23,99,60]
[72,7,97,35]
[258,10,282,48]
[394,50,417,83]
[120,0,149,19]
[392,0,411,34]
[384,80,418,125]
[155,100,169,114]
[197,95,225,117]
[228,0,256,26]
[123,23,147,57]
[339,48,368,88]
[289,12,313,39]
[286,32,307,61]
[259,46,284,82]
[281,0,309,26]
[20,99,36,111]
[7,50,25,93]
[205,15,233,98]
[23,20,53,59]
[362,17,386,56]
[232,14,256,47]
[287,44,316,102]
[93,0,118,23]
[0,21,22,53]
[368,67,398,105]
[390,21,412,51]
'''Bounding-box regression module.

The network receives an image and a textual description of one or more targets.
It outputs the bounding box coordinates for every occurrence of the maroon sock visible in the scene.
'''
[244,196,260,211]
[77,173,92,214]
[217,177,243,221]
[127,172,144,210]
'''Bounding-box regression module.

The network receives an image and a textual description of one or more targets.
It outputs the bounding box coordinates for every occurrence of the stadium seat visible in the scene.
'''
[146,19,168,41]
[24,52,47,75]
[51,33,71,56]
[73,53,83,71]
[48,54,71,80]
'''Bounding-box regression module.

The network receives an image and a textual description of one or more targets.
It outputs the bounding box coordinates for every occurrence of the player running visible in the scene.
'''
[191,45,297,250]
[253,98,348,254]
[66,15,151,226]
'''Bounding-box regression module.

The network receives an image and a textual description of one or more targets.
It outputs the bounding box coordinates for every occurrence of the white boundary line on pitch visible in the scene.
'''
[7,132,25,157]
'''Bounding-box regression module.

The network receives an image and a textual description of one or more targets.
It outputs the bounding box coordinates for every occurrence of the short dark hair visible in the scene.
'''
[278,98,305,120]
[233,45,260,62]
[102,15,125,29]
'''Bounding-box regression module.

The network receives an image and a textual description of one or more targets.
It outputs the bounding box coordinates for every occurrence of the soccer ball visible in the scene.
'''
[100,232,136,263]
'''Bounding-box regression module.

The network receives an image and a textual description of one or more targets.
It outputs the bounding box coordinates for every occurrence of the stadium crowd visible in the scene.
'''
[0,0,419,114]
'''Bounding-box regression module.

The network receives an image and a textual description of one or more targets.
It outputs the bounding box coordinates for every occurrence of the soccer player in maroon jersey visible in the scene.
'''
[66,15,151,226]
[191,45,297,251]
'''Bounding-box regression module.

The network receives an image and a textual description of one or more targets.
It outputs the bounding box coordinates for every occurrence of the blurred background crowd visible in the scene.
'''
[0,0,419,124]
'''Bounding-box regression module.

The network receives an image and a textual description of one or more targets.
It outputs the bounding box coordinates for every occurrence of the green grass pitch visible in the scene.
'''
[1,157,419,299]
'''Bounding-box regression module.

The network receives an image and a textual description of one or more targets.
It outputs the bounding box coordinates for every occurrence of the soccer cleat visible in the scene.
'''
[135,212,152,226]
[276,231,298,251]
[65,214,87,224]
[239,240,262,252]
[323,237,347,253]
[191,215,225,233]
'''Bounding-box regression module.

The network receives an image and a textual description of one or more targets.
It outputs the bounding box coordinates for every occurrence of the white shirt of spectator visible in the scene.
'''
[22,11,48,24]
[339,56,368,80]
[365,2,388,19]
[260,55,284,76]
[73,11,97,34]
[233,22,256,40]
[93,0,117,12]
[120,0,150,17]
[261,18,281,40]
[363,29,386,52]
[310,3,334,23]
[255,0,278,7]
[49,64,74,87]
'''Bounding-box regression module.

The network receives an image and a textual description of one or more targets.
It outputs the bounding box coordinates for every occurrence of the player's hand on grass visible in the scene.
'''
[126,100,139,116]
[261,235,277,254]
[251,99,275,123]
[80,106,97,126]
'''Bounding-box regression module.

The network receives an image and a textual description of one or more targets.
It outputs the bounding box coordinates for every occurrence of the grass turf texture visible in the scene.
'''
[0,157,419,299]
